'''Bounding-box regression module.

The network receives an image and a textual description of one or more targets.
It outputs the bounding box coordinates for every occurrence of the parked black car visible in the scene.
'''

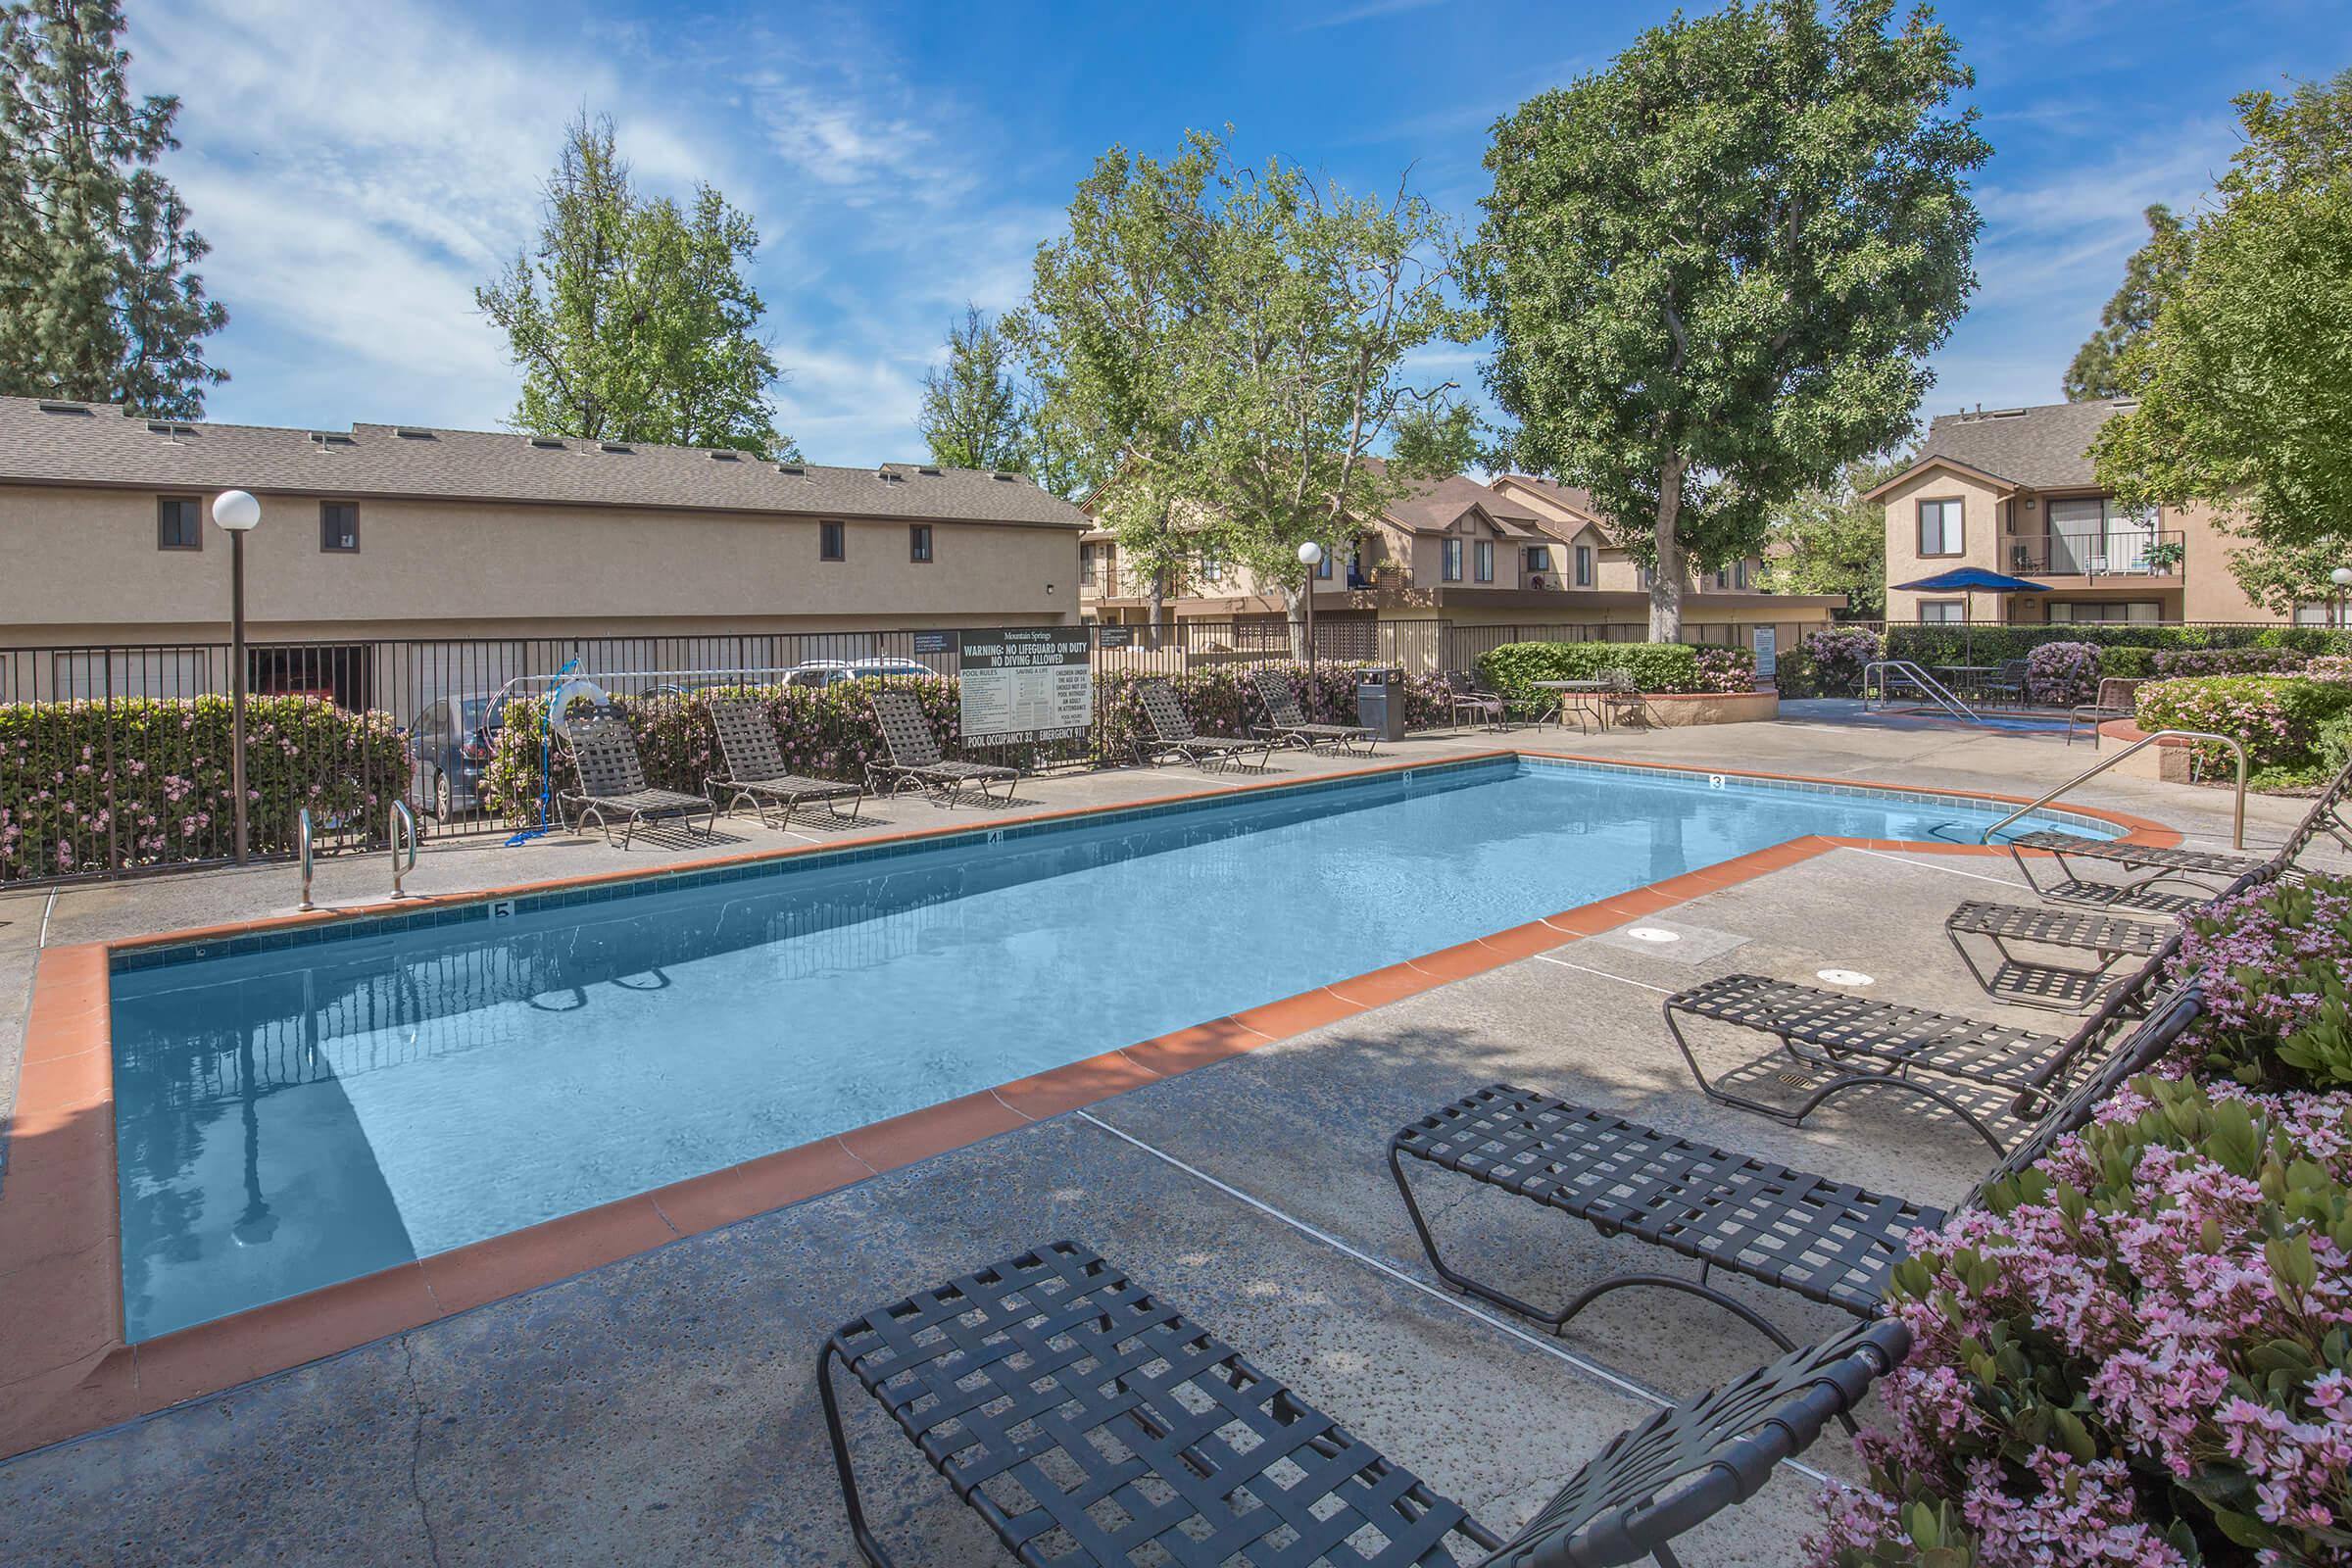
[408,694,508,820]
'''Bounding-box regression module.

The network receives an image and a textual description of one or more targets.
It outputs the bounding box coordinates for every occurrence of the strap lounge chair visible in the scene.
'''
[2065,676,2143,746]
[1441,669,1509,731]
[1389,976,2197,1352]
[705,697,862,827]
[1658,936,2180,1152]
[2005,753,2352,909]
[866,687,1019,808]
[818,1237,1907,1568]
[1250,669,1376,755]
[560,712,718,849]
[1941,898,2177,1012]
[1133,678,1277,771]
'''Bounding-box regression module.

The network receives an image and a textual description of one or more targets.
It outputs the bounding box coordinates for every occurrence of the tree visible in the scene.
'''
[0,0,226,416]
[1388,395,1483,480]
[476,114,794,457]
[2062,205,2189,401]
[1754,456,1896,616]
[918,304,1025,470]
[2225,534,2347,619]
[2094,71,2352,558]
[1470,0,1986,640]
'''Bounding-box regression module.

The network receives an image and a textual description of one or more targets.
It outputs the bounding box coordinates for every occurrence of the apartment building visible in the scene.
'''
[1871,398,2268,625]
[0,395,1087,706]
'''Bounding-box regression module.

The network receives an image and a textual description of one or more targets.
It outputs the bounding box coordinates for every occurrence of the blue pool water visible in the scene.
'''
[109,757,2113,1340]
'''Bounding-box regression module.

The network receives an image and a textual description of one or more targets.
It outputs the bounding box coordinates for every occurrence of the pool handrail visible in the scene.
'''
[1860,659,1983,723]
[389,801,418,899]
[297,807,316,911]
[1979,727,2247,851]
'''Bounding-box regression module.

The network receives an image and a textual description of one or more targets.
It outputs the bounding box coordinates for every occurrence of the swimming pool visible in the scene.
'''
[107,756,2116,1340]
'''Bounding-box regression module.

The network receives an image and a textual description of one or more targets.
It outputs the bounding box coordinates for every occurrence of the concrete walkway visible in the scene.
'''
[0,712,2328,1565]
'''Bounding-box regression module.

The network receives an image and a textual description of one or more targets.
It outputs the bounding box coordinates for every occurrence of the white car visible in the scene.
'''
[779,658,937,689]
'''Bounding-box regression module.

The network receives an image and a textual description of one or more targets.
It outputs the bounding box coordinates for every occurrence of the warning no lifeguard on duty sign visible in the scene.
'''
[956,627,1094,745]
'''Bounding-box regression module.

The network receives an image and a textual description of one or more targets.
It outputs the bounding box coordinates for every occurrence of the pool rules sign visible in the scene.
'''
[956,627,1093,745]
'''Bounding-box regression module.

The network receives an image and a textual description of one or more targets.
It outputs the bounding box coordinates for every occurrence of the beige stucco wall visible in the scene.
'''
[0,484,1080,640]
[1880,466,2001,622]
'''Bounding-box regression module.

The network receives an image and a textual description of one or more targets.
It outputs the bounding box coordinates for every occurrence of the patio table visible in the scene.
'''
[1530,678,1611,733]
[1934,663,1997,699]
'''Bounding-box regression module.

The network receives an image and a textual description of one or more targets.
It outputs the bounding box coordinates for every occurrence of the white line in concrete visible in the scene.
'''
[1530,953,1676,995]
[1072,1107,1841,1489]
[1845,847,2027,891]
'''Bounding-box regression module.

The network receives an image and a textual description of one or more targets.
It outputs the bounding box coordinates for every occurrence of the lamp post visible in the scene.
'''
[1298,541,1324,674]
[212,490,262,863]
[2333,565,2352,630]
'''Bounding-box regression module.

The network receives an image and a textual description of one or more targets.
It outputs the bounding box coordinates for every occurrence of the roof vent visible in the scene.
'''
[707,449,741,462]
[600,442,632,455]
[527,436,567,450]
[147,421,198,441]
[308,431,356,450]
[36,401,90,416]
[916,466,942,476]
[778,464,807,476]
[876,468,904,482]
[991,471,1019,482]
[395,427,436,440]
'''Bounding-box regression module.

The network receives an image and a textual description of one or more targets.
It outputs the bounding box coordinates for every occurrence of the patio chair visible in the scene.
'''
[1250,668,1376,755]
[818,1237,1908,1568]
[1132,677,1277,770]
[1941,898,2177,1013]
[2005,752,2352,908]
[1598,668,1654,730]
[1441,669,1509,731]
[559,711,718,849]
[1658,934,2180,1152]
[2065,676,2143,747]
[1984,659,2029,703]
[705,697,862,828]
[866,687,1019,808]
[1389,974,2197,1351]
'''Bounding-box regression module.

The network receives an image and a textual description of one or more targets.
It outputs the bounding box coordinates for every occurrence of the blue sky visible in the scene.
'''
[133,0,2349,465]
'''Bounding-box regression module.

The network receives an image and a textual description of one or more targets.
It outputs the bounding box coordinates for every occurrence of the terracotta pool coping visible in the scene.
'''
[0,750,2176,1461]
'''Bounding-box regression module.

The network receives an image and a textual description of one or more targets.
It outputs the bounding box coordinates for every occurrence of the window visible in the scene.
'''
[1713,567,1731,590]
[2295,602,2335,626]
[1314,546,1333,580]
[1523,545,1552,575]
[1573,544,1592,587]
[1917,498,1964,557]
[1442,538,1463,582]
[1734,560,1749,589]
[909,523,933,564]
[2046,496,2159,572]
[1199,550,1222,584]
[819,520,845,562]
[1474,539,1494,583]
[319,502,359,552]
[1919,599,1966,623]
[1080,544,1098,585]
[2047,601,2161,624]
[158,496,202,550]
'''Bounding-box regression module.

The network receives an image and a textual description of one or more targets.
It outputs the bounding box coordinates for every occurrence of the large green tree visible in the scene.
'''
[0,0,225,416]
[477,114,794,457]
[1755,455,1897,616]
[2094,71,2352,558]
[1471,0,1985,639]
[1385,393,1484,480]
[918,303,1025,470]
[2225,535,2347,620]
[2062,204,2189,402]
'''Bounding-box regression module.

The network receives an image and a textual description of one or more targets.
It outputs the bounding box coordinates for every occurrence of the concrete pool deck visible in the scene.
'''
[0,710,2340,1565]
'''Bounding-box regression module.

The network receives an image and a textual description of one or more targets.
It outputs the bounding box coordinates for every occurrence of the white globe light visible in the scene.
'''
[1298,541,1324,566]
[212,489,262,532]
[2333,566,2352,587]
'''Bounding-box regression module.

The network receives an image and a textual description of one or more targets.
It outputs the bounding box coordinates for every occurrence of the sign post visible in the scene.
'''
[956,627,1093,746]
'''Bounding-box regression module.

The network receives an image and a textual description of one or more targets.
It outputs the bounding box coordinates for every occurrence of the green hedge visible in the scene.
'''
[1474,641,1717,703]
[1886,622,2352,668]
[0,695,411,881]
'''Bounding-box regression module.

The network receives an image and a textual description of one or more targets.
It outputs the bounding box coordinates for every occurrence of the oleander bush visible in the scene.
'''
[2136,675,2352,774]
[2024,641,2101,707]
[0,695,410,881]
[1693,645,1758,693]
[1796,626,1886,696]
[2155,647,2313,677]
[1475,640,1752,703]
[477,663,1451,826]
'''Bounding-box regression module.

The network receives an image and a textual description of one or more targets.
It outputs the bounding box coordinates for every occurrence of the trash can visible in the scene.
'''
[1354,666,1409,742]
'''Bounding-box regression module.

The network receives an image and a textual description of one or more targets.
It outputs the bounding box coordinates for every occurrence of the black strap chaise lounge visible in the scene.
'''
[1442,670,1509,731]
[866,687,1019,807]
[2005,753,2352,908]
[705,697,862,827]
[1250,669,1378,755]
[1388,976,2198,1353]
[1658,936,2181,1152]
[1133,678,1278,771]
[560,711,718,849]
[817,1238,1907,1568]
[1941,898,2177,1013]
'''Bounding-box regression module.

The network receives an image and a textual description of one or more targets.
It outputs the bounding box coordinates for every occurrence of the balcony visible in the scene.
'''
[2007,530,2185,579]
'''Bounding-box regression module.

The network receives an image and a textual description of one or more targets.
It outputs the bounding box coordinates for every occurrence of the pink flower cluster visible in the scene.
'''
[2154,647,2313,677]
[1801,627,1885,693]
[2025,641,2101,707]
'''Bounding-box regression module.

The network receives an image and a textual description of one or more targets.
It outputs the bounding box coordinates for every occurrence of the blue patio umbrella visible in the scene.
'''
[1887,567,2051,662]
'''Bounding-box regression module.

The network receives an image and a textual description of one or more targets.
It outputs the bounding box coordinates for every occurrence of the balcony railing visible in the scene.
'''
[2007,530,2185,578]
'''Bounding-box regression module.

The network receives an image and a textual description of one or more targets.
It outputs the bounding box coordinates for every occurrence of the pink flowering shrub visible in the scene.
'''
[2155,647,2312,677]
[1816,1074,2352,1567]
[0,695,408,881]
[2137,675,2352,773]
[1692,645,1759,694]
[1802,627,1886,695]
[475,663,1450,826]
[2025,641,2101,707]
[2172,877,2352,1092]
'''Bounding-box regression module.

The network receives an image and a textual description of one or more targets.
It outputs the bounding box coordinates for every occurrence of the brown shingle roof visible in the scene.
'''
[0,397,1090,528]
[1908,398,2132,491]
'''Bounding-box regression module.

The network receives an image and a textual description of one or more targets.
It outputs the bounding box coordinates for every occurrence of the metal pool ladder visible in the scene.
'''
[1860,660,1983,723]
[297,807,317,910]
[1979,728,2248,851]
[389,801,418,900]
